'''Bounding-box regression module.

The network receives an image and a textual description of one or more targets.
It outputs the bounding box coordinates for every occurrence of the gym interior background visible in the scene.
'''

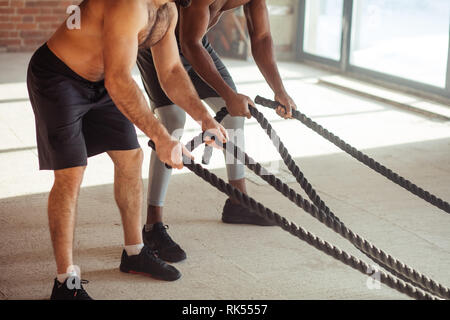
[0,0,449,300]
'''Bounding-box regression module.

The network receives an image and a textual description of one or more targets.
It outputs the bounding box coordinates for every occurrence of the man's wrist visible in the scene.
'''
[190,105,211,123]
[151,125,171,146]
[199,114,216,130]
[222,88,237,102]
[274,88,287,97]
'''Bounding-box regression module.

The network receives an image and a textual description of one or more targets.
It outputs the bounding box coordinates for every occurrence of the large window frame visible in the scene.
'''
[296,0,450,101]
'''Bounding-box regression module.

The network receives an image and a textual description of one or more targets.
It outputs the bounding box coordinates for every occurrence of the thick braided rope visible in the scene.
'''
[202,108,229,163]
[151,144,435,300]
[244,105,450,299]
[221,136,449,300]
[198,106,449,299]
[255,96,450,214]
[247,109,424,292]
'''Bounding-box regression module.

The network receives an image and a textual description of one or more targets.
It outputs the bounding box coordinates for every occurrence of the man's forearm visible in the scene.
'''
[182,42,236,100]
[251,36,287,95]
[105,77,170,143]
[159,64,211,122]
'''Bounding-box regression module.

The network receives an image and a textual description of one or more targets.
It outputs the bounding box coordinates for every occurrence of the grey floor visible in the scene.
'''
[0,53,449,300]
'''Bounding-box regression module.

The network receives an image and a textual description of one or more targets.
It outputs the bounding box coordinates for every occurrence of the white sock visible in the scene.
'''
[124,243,144,256]
[57,271,78,284]
[144,224,154,232]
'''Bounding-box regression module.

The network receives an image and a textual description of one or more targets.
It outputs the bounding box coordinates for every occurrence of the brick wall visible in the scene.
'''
[0,0,80,52]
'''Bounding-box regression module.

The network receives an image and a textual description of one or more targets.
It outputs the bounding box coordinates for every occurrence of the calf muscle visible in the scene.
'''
[48,167,85,274]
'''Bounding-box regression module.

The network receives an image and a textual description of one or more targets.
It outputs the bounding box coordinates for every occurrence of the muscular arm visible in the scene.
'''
[102,0,196,169]
[179,0,236,101]
[244,0,284,95]
[151,5,211,126]
[179,0,252,118]
[103,0,170,145]
[244,0,296,117]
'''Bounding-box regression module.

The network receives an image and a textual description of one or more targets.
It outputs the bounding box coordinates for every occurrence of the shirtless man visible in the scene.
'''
[137,0,296,263]
[27,0,227,300]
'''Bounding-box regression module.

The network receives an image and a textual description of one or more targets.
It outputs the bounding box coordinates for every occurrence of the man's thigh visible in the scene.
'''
[28,83,91,170]
[82,90,141,158]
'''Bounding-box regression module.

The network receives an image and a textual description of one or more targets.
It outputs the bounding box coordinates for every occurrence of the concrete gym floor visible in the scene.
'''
[0,53,449,300]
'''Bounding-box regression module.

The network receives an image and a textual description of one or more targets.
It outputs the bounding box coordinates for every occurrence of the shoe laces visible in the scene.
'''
[73,280,90,299]
[155,225,177,247]
[144,246,167,267]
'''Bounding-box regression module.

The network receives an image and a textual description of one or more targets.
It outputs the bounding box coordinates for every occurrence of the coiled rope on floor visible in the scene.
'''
[254,96,450,214]
[199,106,450,299]
[148,139,436,300]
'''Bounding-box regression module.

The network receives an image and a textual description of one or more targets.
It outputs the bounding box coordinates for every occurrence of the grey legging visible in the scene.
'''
[148,97,245,207]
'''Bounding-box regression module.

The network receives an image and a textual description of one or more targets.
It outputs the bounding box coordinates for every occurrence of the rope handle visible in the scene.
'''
[255,95,285,110]
[149,107,229,169]
[148,140,193,164]
[202,98,285,164]
[148,140,157,152]
[202,107,229,165]
[148,140,173,170]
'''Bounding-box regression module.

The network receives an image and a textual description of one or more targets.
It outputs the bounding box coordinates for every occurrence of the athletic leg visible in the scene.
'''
[82,99,181,281]
[146,104,187,223]
[48,166,86,275]
[144,104,187,262]
[107,148,144,246]
[137,48,190,262]
[204,97,247,200]
[204,97,275,226]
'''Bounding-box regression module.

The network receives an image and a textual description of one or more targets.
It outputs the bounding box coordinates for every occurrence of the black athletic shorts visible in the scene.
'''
[27,43,140,171]
[137,36,236,110]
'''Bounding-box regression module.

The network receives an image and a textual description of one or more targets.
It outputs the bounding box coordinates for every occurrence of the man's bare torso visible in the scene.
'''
[47,0,172,82]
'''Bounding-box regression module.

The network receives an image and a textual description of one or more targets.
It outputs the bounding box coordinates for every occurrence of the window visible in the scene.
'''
[350,0,450,88]
[303,0,344,61]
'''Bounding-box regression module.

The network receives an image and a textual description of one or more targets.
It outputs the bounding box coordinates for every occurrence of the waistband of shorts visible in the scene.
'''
[32,43,104,87]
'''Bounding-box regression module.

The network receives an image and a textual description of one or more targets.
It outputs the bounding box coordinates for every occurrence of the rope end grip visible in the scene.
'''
[203,107,229,165]
[255,95,287,113]
[148,140,173,170]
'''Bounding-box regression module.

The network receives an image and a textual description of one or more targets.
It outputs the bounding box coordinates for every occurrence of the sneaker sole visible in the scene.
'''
[119,267,181,282]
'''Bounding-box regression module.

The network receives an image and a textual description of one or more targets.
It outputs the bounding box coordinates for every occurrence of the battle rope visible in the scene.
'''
[148,140,436,300]
[255,96,450,214]
[199,106,449,299]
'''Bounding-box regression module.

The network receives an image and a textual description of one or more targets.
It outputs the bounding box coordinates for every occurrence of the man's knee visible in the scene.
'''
[111,148,144,175]
[132,148,144,166]
[53,166,86,193]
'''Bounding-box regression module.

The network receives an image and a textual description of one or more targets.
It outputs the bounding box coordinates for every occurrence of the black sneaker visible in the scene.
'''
[119,245,181,281]
[50,277,93,300]
[142,223,187,263]
[222,199,276,226]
